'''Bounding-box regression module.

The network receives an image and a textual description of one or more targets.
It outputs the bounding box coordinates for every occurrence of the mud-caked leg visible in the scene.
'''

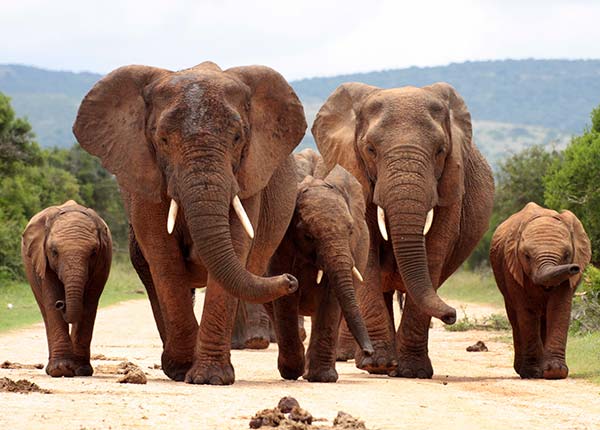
[392,295,434,379]
[304,286,341,382]
[542,284,572,379]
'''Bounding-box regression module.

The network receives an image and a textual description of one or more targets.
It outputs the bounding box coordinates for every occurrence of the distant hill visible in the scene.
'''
[1,59,599,168]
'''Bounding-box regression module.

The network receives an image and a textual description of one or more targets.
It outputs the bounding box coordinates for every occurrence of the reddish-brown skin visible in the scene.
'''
[490,202,591,379]
[268,149,373,383]
[312,82,495,378]
[21,200,112,378]
[73,62,306,385]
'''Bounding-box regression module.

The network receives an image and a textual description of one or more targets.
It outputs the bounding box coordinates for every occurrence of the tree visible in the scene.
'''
[466,145,559,268]
[545,106,600,265]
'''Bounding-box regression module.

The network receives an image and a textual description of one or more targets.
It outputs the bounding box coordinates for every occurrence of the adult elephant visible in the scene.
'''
[312,82,494,378]
[73,62,306,384]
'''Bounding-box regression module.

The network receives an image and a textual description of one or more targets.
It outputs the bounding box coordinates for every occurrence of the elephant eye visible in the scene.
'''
[366,144,376,156]
[304,232,314,242]
[524,252,531,261]
[563,251,571,260]
[51,247,58,257]
[436,147,445,156]
[233,133,241,143]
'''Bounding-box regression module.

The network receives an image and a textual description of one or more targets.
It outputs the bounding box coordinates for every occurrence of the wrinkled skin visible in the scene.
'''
[73,62,306,385]
[21,200,112,377]
[490,202,591,379]
[269,149,373,382]
[312,82,494,378]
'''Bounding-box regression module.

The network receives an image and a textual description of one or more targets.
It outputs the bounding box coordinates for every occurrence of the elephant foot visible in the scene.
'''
[517,364,543,379]
[390,351,433,379]
[355,340,397,374]
[244,336,270,350]
[336,338,356,362]
[542,359,568,379]
[184,360,235,385]
[161,352,193,382]
[278,355,305,381]
[303,366,338,383]
[46,358,77,377]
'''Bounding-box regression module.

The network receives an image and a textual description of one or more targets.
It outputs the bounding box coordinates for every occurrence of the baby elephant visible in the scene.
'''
[490,202,591,379]
[268,149,373,383]
[21,200,112,377]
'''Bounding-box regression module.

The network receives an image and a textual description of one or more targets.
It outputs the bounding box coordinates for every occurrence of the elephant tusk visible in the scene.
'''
[232,195,255,239]
[167,199,178,234]
[316,269,324,285]
[352,266,364,283]
[377,206,388,241]
[423,208,434,236]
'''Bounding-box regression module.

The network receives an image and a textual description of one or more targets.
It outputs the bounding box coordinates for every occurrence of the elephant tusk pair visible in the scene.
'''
[376,206,434,240]
[316,267,364,284]
[166,196,255,240]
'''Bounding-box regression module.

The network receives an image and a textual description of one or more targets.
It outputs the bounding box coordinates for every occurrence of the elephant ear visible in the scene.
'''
[84,208,113,256]
[21,206,62,279]
[226,66,307,199]
[559,210,592,288]
[324,164,366,221]
[424,82,472,207]
[73,65,170,202]
[312,82,379,197]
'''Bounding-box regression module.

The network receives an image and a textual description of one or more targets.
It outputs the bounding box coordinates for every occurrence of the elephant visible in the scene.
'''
[21,200,112,377]
[268,149,373,382]
[73,62,306,385]
[312,82,495,378]
[490,202,591,379]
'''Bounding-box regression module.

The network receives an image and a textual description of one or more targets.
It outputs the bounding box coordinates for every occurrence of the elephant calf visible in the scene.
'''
[21,200,112,377]
[490,202,591,379]
[268,149,373,382]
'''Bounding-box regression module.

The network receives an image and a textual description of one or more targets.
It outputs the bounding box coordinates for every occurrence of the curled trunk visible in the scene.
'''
[62,271,86,323]
[180,173,296,304]
[533,263,580,287]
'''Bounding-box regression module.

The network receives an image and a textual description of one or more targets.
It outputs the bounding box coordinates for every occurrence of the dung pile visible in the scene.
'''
[466,341,489,352]
[0,360,44,369]
[96,361,147,384]
[248,397,367,430]
[0,377,51,394]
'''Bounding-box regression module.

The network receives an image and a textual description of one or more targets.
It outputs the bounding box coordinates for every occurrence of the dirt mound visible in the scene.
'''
[248,397,368,430]
[91,353,127,361]
[466,341,489,352]
[96,361,147,384]
[0,360,44,369]
[0,377,51,394]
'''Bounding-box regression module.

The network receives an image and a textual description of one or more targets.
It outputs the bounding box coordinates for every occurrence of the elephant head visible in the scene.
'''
[312,82,469,324]
[22,200,112,323]
[293,160,373,355]
[73,62,306,303]
[501,202,591,289]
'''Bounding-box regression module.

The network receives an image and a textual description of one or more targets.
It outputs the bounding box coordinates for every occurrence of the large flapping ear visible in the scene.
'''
[226,66,307,199]
[84,207,113,256]
[21,206,62,279]
[73,65,170,202]
[311,82,379,197]
[559,210,592,288]
[423,82,471,207]
[294,148,321,181]
[324,164,367,221]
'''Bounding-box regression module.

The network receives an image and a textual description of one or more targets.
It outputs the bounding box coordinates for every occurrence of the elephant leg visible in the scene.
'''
[504,301,523,375]
[336,318,357,361]
[304,286,341,383]
[273,293,304,380]
[243,302,272,350]
[515,305,544,379]
[384,290,395,331]
[70,283,104,377]
[542,284,572,379]
[231,300,249,350]
[298,315,307,342]
[129,225,167,345]
[354,236,397,374]
[392,295,433,379]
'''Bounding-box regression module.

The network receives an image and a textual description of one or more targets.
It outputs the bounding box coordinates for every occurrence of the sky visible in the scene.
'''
[1,0,600,81]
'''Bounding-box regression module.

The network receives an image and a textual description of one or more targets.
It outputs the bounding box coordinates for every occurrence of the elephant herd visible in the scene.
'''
[20,61,591,385]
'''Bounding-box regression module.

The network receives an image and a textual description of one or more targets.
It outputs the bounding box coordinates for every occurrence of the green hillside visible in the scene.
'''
[0,59,598,167]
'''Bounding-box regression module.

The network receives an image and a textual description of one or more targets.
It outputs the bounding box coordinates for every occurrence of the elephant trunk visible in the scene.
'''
[533,263,580,287]
[322,246,373,355]
[61,268,87,324]
[179,169,296,304]
[381,177,456,324]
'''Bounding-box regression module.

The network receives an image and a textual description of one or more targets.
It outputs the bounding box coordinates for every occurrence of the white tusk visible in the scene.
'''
[352,266,364,283]
[232,195,255,239]
[316,269,324,285]
[377,206,388,241]
[423,208,434,236]
[167,199,178,234]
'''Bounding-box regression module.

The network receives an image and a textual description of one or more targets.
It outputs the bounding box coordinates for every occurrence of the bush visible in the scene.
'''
[571,266,600,334]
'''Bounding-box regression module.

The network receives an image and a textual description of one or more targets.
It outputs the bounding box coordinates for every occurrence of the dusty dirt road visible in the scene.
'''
[1,296,599,430]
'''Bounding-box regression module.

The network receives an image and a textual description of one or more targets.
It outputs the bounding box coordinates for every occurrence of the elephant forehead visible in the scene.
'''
[48,214,97,243]
[521,217,570,243]
[297,190,352,228]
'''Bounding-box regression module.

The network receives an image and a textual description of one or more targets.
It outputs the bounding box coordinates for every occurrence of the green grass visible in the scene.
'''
[445,311,510,332]
[439,268,504,307]
[567,332,600,384]
[0,258,144,333]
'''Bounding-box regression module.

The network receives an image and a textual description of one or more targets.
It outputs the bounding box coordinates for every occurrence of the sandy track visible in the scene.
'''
[1,297,599,430]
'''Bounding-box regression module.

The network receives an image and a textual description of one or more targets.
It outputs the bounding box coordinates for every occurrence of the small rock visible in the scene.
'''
[466,341,488,352]
[278,396,300,413]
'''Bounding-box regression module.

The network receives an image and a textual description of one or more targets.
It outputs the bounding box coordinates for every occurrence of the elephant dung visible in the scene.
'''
[0,377,51,394]
[333,411,367,429]
[466,341,489,352]
[278,396,300,413]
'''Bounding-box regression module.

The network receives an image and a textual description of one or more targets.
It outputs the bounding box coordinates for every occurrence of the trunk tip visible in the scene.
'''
[362,344,375,357]
[282,274,299,294]
[441,308,457,325]
[55,300,65,310]
[569,265,580,275]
